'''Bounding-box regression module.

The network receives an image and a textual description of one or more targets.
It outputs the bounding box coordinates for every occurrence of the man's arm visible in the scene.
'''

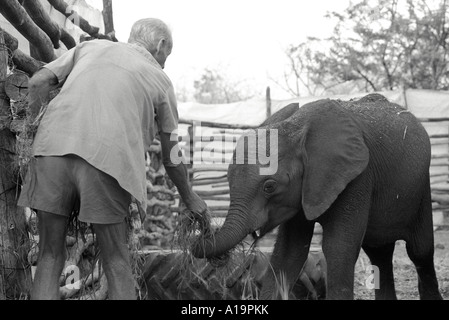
[27,68,59,119]
[159,131,208,214]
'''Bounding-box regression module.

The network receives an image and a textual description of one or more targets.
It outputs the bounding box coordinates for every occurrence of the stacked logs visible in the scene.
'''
[1,71,30,132]
[138,140,178,250]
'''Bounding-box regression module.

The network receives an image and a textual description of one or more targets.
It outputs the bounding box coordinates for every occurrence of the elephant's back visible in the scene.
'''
[340,93,431,198]
[338,93,410,127]
[338,94,431,157]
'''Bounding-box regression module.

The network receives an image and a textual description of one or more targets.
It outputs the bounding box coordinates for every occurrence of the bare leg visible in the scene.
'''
[93,221,136,300]
[31,211,68,300]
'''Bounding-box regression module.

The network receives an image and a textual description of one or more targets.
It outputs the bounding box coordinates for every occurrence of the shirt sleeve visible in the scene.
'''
[42,45,78,83]
[155,85,179,134]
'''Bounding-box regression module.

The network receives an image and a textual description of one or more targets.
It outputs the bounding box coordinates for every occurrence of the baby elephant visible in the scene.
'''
[192,94,442,299]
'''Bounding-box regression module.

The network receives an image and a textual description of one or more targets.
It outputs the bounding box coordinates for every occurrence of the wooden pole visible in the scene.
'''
[178,118,257,130]
[47,0,99,35]
[187,125,195,182]
[0,31,32,300]
[0,0,56,63]
[102,0,115,35]
[266,86,272,119]
[0,28,44,76]
[0,31,8,301]
[22,0,62,49]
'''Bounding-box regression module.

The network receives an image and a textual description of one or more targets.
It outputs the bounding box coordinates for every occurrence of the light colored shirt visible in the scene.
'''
[32,40,179,212]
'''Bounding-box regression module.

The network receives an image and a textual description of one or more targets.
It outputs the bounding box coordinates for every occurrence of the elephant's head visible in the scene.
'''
[191,99,370,258]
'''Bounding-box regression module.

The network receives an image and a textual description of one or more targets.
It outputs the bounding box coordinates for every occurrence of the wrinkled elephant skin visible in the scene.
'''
[191,94,443,300]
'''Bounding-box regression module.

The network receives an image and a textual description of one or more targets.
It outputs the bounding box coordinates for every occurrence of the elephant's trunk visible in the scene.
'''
[191,209,251,258]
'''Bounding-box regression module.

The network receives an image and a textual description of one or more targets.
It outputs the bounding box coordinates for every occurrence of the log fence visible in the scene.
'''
[169,115,449,229]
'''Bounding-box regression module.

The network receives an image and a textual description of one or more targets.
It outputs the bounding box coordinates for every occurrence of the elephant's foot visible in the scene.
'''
[418,274,443,300]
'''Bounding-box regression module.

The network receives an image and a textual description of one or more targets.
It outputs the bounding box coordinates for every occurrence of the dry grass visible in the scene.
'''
[174,209,214,252]
[171,208,261,299]
[173,208,215,275]
[275,272,290,300]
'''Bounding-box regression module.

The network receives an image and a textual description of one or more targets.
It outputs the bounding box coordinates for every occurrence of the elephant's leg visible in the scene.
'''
[406,242,441,300]
[260,213,315,300]
[321,226,364,300]
[406,188,442,300]
[362,243,397,300]
[320,180,371,300]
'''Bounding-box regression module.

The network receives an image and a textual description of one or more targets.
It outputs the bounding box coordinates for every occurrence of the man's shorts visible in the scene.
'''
[18,154,132,224]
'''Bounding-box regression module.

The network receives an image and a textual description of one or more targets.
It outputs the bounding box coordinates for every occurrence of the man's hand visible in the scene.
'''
[27,68,59,120]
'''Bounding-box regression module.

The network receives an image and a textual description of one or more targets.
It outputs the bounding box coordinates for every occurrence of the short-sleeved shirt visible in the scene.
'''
[32,40,179,212]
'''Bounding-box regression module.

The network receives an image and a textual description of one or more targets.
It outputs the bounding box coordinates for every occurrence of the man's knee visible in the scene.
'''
[93,222,129,258]
[36,211,68,254]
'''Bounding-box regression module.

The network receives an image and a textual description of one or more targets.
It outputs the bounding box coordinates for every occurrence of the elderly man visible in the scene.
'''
[18,18,208,300]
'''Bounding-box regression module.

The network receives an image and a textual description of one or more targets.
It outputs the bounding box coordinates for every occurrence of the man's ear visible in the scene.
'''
[156,38,167,54]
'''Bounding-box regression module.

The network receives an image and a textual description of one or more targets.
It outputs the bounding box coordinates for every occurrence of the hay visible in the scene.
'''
[174,208,220,289]
[126,202,148,300]
[173,208,215,273]
[174,208,212,249]
[170,208,262,299]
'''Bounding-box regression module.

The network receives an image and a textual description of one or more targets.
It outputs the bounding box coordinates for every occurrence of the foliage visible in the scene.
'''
[193,67,258,104]
[280,0,449,96]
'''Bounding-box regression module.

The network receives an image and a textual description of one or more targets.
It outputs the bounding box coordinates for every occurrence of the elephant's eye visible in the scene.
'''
[263,180,277,194]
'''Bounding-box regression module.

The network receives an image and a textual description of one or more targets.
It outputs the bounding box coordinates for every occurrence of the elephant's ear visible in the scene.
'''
[300,100,369,221]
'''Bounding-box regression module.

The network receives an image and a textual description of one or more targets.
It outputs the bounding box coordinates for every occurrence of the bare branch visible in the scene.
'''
[354,67,378,91]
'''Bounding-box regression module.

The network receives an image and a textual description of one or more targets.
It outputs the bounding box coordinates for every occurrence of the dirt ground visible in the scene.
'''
[353,228,449,300]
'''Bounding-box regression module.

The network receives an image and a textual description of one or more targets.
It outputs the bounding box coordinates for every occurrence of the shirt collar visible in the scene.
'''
[127,43,161,69]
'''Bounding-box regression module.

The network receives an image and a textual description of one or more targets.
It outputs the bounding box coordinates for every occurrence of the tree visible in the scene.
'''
[280,0,449,96]
[271,40,338,96]
[193,67,258,104]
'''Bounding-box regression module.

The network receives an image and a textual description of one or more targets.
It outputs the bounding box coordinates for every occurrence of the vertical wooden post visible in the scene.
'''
[402,87,408,110]
[0,30,8,301]
[266,86,272,119]
[102,0,115,35]
[187,124,195,183]
[0,31,32,300]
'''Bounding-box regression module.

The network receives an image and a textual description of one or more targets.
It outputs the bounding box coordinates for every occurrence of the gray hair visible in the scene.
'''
[128,18,172,52]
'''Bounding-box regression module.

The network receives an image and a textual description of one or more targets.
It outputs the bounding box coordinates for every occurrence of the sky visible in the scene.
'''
[85,0,352,99]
